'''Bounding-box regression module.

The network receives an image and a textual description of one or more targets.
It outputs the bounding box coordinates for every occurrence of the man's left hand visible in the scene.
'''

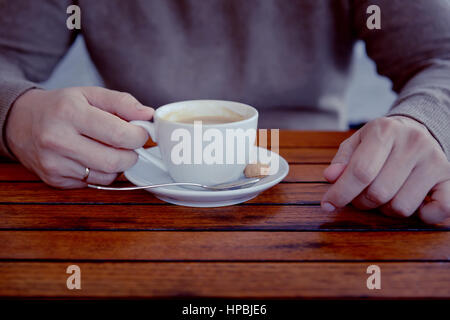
[321,116,450,224]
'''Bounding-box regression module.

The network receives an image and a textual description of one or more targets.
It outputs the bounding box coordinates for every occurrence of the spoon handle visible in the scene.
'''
[87,182,203,191]
[87,178,260,191]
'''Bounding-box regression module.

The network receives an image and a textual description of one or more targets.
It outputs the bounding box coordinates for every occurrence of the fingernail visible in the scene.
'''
[322,202,336,212]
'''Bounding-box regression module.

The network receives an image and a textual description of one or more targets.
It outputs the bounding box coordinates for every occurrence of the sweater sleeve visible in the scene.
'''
[352,0,450,159]
[0,0,76,158]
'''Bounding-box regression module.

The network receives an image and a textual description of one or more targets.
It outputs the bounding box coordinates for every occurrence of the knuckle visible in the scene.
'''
[40,157,60,176]
[352,162,377,185]
[42,175,64,188]
[365,186,391,205]
[103,154,122,173]
[428,148,446,165]
[378,117,395,129]
[134,127,149,146]
[58,87,77,96]
[124,151,139,169]
[374,117,395,132]
[337,139,350,154]
[323,188,344,208]
[118,92,138,107]
[333,139,352,162]
[98,173,118,185]
[407,128,428,147]
[339,138,351,149]
[53,99,75,120]
[38,130,59,149]
[110,126,128,147]
[364,118,394,142]
[102,151,137,173]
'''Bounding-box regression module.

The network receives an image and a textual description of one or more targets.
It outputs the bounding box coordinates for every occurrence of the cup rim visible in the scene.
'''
[153,99,258,127]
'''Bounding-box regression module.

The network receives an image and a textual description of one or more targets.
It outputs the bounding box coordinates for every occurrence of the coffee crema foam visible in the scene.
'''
[162,107,245,124]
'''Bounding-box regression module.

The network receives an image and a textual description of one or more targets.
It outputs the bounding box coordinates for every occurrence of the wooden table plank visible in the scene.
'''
[1,205,446,231]
[0,182,329,204]
[0,262,448,298]
[1,147,337,164]
[2,231,449,261]
[261,130,353,148]
[0,164,38,181]
[280,148,336,163]
[0,163,328,182]
[285,164,327,182]
[1,130,448,300]
[143,131,351,148]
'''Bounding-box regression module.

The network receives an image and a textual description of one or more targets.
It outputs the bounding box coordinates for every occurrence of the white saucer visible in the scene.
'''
[124,146,289,207]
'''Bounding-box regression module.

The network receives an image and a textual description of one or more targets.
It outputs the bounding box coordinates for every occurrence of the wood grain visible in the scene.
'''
[142,130,350,148]
[0,262,448,298]
[279,148,336,163]
[0,164,38,181]
[0,182,329,204]
[0,163,328,182]
[259,130,353,148]
[0,147,337,165]
[1,205,446,231]
[2,231,448,261]
[285,164,328,182]
[1,131,448,300]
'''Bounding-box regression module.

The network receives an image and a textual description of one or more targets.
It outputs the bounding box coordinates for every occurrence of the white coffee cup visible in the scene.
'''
[130,100,258,185]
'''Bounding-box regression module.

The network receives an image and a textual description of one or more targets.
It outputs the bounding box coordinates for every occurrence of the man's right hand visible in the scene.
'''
[5,87,154,188]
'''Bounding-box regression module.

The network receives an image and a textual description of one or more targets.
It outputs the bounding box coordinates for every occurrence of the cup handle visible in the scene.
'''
[130,120,168,172]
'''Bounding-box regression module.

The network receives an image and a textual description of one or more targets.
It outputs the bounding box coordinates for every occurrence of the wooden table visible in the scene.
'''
[0,131,449,299]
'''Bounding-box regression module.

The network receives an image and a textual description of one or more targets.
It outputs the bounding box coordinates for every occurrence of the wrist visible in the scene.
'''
[388,115,428,130]
[4,88,42,158]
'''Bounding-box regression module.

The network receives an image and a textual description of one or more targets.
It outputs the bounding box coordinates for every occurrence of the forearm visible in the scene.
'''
[0,0,76,158]
[0,55,38,158]
[352,0,450,159]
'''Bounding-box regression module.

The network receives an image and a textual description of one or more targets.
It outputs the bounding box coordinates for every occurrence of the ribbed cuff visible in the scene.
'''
[387,95,450,160]
[0,79,38,159]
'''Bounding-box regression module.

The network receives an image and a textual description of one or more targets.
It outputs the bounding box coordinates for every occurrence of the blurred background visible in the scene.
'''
[42,36,396,127]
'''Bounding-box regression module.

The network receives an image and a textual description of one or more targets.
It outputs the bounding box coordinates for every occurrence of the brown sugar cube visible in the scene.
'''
[244,162,270,178]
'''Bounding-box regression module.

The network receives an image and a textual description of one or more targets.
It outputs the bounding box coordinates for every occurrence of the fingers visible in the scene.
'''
[58,133,139,174]
[418,180,450,224]
[379,163,440,218]
[35,153,85,189]
[37,152,118,188]
[321,128,394,211]
[323,163,347,183]
[79,87,154,121]
[74,103,149,149]
[42,176,86,189]
[351,144,417,210]
[60,156,118,185]
[323,131,360,183]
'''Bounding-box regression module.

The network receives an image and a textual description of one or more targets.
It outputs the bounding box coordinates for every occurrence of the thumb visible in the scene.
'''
[323,131,360,183]
[79,86,154,121]
[418,180,450,225]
